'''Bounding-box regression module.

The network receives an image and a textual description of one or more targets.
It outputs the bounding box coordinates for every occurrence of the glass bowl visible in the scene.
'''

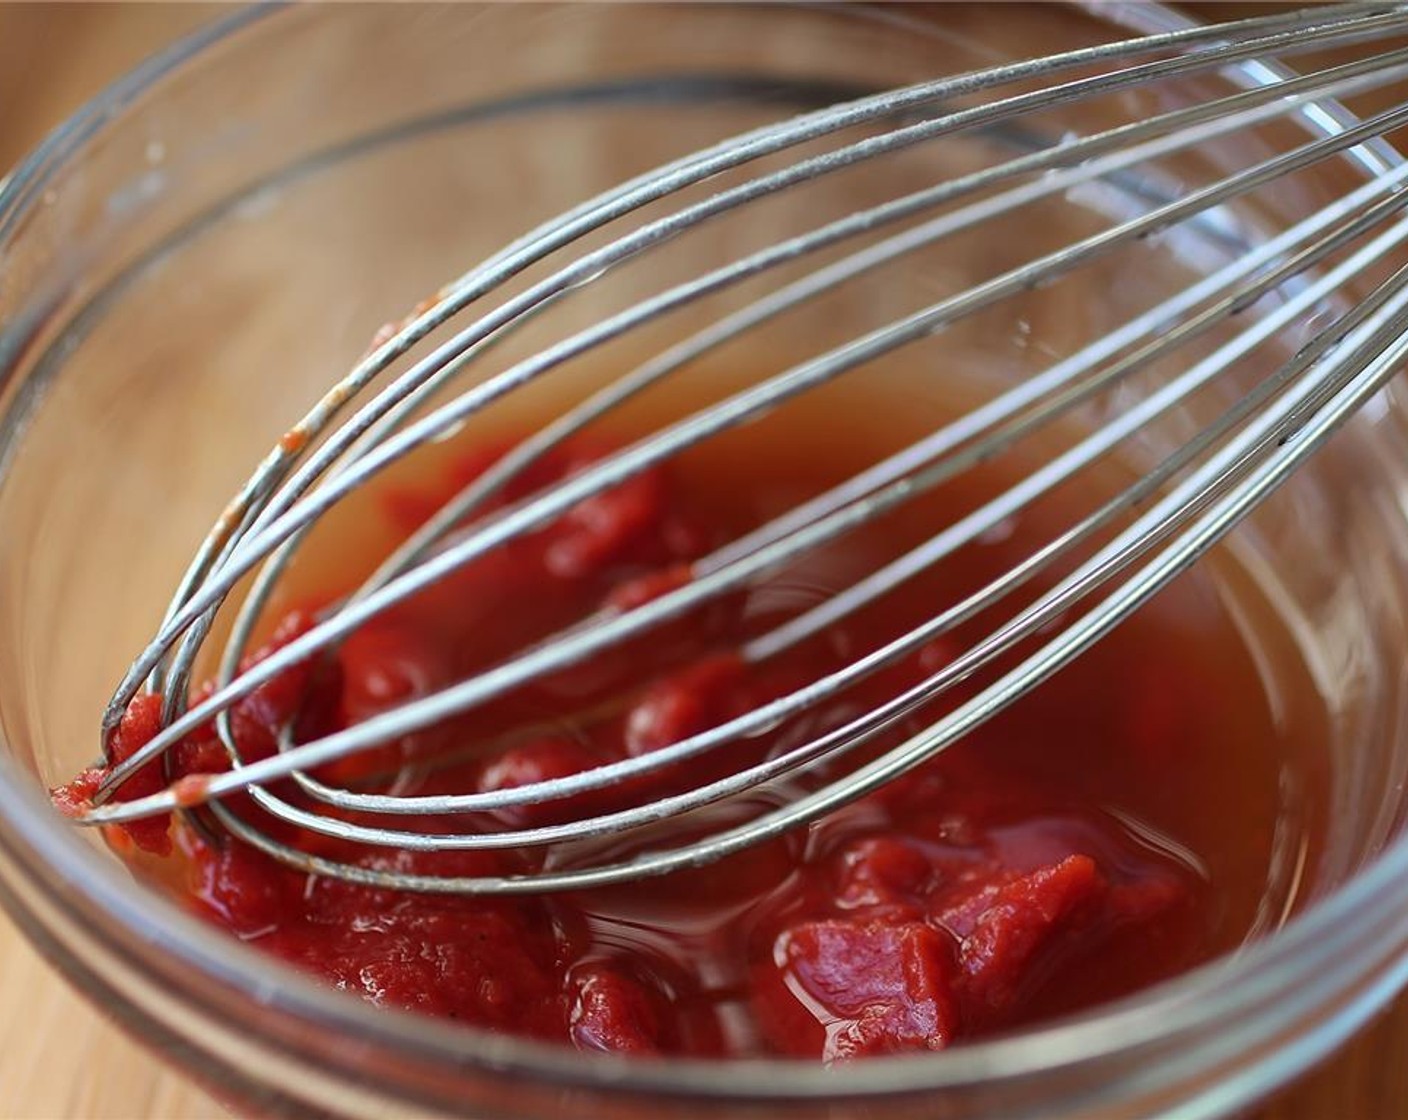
[1,4,1406,1117]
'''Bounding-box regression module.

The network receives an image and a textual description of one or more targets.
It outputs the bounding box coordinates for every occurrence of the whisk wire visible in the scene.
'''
[74,7,1408,895]
[95,68,1408,804]
[135,170,1408,827]
[214,234,1408,893]
[82,173,1408,838]
[351,46,1408,605]
[104,3,1408,735]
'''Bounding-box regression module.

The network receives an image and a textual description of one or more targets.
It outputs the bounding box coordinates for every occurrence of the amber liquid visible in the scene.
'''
[209,359,1328,1055]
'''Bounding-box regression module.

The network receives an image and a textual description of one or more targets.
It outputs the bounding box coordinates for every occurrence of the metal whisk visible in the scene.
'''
[73,5,1408,893]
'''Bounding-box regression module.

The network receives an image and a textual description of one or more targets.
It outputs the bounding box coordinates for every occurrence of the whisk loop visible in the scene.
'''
[74,6,1408,893]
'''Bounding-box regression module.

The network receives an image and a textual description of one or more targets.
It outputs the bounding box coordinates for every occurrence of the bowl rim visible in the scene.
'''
[1,0,1406,1107]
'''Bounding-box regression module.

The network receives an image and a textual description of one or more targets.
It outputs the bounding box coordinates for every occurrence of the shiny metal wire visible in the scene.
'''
[74,5,1408,892]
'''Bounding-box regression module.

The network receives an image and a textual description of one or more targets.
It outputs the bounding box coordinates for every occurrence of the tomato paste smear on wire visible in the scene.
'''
[56,420,1288,1062]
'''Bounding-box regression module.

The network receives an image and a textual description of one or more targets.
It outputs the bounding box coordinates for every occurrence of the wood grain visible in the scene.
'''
[0,4,1404,1118]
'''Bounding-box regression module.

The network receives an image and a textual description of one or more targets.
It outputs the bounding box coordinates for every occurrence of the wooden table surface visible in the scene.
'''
[0,3,1405,1117]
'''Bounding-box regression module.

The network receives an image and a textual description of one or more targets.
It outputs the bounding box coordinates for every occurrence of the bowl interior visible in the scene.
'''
[1,2,1407,1114]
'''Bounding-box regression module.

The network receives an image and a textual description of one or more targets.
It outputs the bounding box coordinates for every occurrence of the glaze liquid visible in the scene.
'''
[95,364,1329,1057]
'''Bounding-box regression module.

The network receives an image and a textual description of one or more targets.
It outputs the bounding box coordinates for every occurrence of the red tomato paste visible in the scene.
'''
[55,418,1318,1061]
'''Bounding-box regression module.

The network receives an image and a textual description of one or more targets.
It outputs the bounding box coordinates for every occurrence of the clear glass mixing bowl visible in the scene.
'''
[1,4,1407,1117]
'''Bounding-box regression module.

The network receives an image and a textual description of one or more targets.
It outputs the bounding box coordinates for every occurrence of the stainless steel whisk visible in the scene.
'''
[73,5,1408,893]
